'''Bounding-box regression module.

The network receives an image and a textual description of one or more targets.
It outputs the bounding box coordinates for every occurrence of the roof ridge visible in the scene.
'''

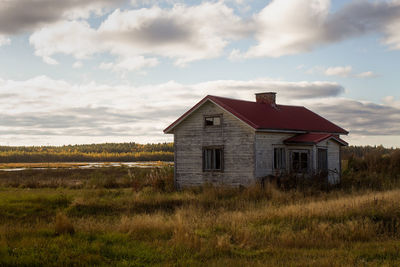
[209,95,307,108]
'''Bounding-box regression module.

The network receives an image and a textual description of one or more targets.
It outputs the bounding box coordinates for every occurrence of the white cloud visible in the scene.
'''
[0,0,122,35]
[355,71,377,78]
[324,66,352,77]
[1,75,400,146]
[238,0,400,58]
[29,2,248,70]
[24,0,400,69]
[73,61,83,69]
[242,0,331,58]
[130,0,176,7]
[306,65,377,78]
[383,96,400,108]
[4,0,400,66]
[0,76,344,144]
[99,56,159,72]
[0,35,10,46]
[30,20,99,65]
[382,6,400,50]
[306,98,400,137]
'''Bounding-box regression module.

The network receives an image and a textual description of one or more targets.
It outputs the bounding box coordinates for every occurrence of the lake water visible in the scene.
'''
[0,162,173,171]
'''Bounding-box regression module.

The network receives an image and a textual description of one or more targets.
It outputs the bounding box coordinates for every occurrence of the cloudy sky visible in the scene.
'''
[0,0,399,147]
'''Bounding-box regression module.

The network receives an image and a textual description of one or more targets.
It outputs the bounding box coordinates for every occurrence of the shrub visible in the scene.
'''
[55,212,75,235]
[131,167,174,193]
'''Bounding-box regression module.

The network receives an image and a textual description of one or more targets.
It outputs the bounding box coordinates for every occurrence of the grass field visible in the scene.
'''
[1,166,400,266]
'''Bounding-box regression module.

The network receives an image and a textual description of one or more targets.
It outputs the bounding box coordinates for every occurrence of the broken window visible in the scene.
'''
[204,115,221,126]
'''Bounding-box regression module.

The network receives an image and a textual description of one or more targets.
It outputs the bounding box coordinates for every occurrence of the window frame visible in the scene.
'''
[290,149,310,173]
[273,147,286,170]
[203,114,222,128]
[317,148,328,171]
[202,146,224,172]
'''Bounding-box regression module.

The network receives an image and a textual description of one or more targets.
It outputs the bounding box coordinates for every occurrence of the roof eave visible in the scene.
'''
[284,141,315,146]
[256,129,307,134]
[256,128,348,135]
[330,137,348,146]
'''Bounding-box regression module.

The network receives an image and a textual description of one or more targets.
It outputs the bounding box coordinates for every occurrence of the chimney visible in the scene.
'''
[255,92,276,105]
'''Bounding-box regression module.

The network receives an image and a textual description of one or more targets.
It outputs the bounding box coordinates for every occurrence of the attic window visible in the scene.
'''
[204,115,221,126]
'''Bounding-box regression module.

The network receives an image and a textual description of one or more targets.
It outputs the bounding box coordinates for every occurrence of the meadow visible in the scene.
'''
[0,146,399,266]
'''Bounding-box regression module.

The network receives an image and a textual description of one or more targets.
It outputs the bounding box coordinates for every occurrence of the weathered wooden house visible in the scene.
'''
[164,93,348,188]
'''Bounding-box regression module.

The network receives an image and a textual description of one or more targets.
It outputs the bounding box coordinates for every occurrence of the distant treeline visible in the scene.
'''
[341,145,400,189]
[341,145,399,160]
[0,143,399,165]
[0,142,174,163]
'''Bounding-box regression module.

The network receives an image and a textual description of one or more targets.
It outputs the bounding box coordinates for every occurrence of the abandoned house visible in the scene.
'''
[164,93,348,188]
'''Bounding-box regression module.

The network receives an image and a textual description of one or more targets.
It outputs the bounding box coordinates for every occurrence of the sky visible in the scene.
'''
[0,0,399,147]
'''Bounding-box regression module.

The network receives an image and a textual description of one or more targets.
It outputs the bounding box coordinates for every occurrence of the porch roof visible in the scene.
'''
[284,133,348,146]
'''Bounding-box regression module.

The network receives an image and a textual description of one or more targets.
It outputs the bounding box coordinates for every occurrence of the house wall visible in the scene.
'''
[256,133,343,182]
[254,132,294,178]
[173,100,255,188]
[317,139,341,183]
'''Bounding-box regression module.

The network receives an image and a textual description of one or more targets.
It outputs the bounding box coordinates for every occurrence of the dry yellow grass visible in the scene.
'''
[55,187,400,253]
[1,184,400,265]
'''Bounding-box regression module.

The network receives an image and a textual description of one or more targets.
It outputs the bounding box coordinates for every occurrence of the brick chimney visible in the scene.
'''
[255,92,276,105]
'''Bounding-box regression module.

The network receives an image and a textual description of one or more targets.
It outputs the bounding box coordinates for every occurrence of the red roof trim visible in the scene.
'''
[284,133,348,146]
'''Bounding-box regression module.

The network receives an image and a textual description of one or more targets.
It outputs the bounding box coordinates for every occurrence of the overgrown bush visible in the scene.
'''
[341,149,400,190]
[131,167,174,193]
[55,212,75,235]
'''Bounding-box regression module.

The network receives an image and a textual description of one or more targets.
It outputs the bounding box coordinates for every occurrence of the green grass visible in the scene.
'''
[1,167,400,266]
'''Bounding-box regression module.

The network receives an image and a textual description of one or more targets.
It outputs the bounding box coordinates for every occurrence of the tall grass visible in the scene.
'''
[341,149,400,190]
[2,184,400,265]
[1,148,400,265]
[0,166,174,190]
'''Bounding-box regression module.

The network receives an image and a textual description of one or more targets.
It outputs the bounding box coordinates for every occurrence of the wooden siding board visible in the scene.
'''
[254,132,294,178]
[174,101,255,187]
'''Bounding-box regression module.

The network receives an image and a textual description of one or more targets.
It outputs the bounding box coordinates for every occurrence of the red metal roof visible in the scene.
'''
[164,95,349,134]
[284,133,348,146]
